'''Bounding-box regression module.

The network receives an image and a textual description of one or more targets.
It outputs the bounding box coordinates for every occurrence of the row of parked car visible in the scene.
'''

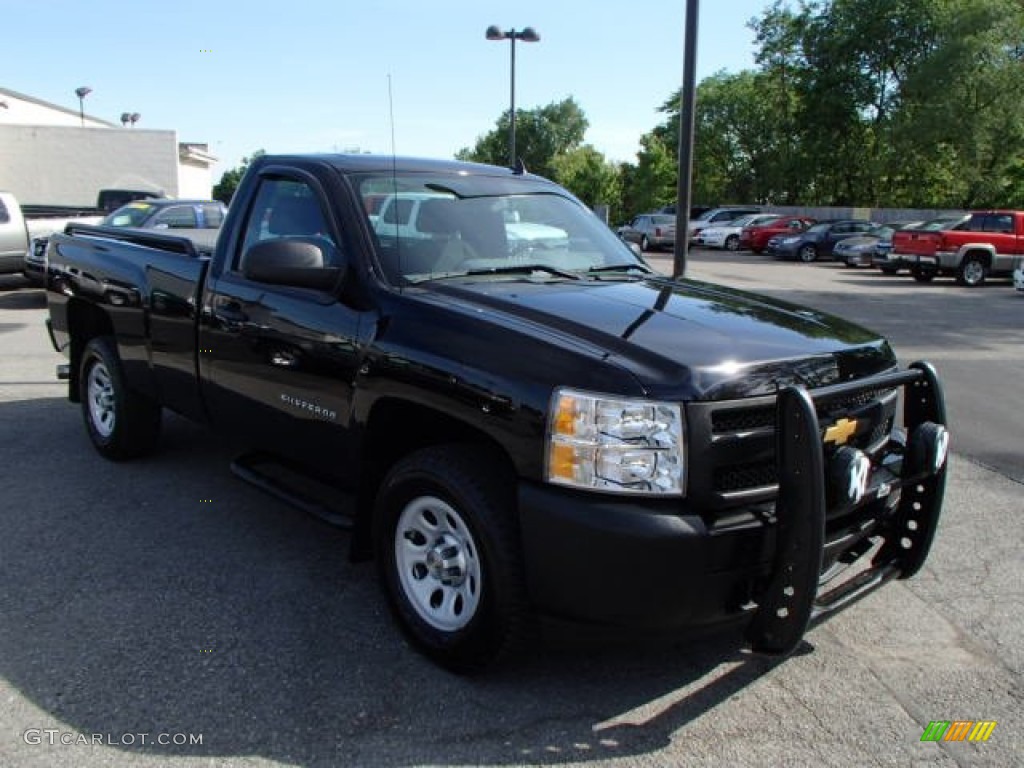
[617,205,1024,291]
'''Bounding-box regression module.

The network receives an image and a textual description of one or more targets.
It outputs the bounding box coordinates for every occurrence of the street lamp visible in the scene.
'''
[485,25,540,168]
[120,112,141,127]
[74,86,92,127]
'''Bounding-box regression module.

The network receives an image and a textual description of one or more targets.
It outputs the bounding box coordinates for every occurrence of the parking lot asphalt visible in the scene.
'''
[0,259,1020,768]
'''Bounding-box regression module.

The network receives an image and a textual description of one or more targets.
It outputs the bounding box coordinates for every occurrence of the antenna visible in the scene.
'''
[387,74,402,289]
[387,74,397,160]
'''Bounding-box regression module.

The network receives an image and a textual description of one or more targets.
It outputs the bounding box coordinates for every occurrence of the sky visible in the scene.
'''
[5,0,773,176]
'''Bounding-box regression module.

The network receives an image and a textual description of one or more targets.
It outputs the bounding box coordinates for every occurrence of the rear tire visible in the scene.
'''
[879,266,898,275]
[375,444,528,673]
[911,268,935,283]
[79,336,161,460]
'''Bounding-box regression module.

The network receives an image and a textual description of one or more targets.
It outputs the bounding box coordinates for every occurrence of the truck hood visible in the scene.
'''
[421,275,895,400]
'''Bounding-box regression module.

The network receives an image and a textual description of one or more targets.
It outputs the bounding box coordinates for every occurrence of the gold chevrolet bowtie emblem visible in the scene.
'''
[824,418,858,446]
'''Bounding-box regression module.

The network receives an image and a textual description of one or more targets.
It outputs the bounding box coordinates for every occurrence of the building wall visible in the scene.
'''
[0,125,178,205]
[178,159,215,199]
[0,90,111,129]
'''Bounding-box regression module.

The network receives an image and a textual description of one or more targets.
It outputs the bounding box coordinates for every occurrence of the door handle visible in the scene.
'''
[212,300,249,330]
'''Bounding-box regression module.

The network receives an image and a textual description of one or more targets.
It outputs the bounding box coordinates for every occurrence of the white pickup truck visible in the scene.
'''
[0,191,103,282]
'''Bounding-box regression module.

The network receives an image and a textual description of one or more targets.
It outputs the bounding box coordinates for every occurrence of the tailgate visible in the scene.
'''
[892,231,940,256]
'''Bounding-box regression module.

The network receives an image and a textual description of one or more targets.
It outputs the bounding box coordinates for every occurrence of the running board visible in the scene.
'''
[230,452,355,529]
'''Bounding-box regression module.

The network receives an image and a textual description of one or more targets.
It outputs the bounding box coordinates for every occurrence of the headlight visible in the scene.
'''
[781,236,801,244]
[546,388,685,495]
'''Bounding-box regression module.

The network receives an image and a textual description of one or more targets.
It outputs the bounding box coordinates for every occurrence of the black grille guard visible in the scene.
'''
[746,361,948,655]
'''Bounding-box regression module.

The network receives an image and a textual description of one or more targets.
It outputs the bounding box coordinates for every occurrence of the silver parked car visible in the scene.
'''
[617,213,676,251]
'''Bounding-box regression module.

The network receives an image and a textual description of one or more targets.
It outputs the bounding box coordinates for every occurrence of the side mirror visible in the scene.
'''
[242,237,344,291]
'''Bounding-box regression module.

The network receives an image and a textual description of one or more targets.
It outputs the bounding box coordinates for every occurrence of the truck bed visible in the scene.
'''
[47,225,211,421]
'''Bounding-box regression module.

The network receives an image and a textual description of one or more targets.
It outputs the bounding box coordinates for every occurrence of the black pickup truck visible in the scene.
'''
[45,154,950,672]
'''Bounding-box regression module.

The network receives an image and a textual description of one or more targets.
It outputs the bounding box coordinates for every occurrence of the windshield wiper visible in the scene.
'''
[586,263,654,275]
[457,264,583,280]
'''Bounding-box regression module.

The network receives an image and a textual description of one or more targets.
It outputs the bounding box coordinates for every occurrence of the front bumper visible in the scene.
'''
[22,238,48,287]
[835,248,872,266]
[518,363,949,653]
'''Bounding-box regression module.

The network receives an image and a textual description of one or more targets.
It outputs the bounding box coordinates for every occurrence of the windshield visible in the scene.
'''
[355,173,648,283]
[103,202,155,227]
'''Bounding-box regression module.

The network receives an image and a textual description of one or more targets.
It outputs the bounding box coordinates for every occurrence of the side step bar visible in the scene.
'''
[230,452,355,529]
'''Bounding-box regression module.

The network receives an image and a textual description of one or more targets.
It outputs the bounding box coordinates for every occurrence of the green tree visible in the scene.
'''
[212,150,264,205]
[620,133,678,216]
[549,145,622,216]
[895,0,1024,207]
[457,97,588,180]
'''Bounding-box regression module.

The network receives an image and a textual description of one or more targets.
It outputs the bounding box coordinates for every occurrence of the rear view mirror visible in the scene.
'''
[242,237,344,291]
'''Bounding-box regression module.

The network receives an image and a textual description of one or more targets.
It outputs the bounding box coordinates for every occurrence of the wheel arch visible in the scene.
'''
[959,246,993,268]
[350,397,518,561]
[66,299,114,403]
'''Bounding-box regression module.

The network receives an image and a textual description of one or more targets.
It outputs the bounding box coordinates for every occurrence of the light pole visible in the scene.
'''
[75,86,92,127]
[485,25,540,168]
[673,0,699,279]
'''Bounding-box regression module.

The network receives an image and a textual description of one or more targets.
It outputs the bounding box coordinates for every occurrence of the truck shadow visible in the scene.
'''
[1,397,800,767]
[0,278,45,310]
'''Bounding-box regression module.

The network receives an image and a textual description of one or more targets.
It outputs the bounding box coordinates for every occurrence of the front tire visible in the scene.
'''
[640,235,650,252]
[725,234,740,251]
[79,336,161,460]
[797,244,817,263]
[375,445,527,673]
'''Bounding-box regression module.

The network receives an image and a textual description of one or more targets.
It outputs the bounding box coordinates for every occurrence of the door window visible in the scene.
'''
[238,178,340,270]
[151,206,198,229]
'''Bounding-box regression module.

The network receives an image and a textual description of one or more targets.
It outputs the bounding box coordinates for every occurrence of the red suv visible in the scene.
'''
[740,216,816,253]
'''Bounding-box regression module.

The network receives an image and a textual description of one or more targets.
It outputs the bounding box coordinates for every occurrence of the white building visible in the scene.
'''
[0,86,217,205]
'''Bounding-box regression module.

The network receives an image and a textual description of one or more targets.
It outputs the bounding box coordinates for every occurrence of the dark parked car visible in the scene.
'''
[43,152,950,672]
[766,219,876,263]
[617,213,676,251]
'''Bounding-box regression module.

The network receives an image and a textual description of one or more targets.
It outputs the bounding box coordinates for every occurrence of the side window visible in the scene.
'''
[151,206,198,229]
[961,215,986,232]
[201,204,225,229]
[237,178,339,271]
[381,198,414,225]
[991,214,1013,233]
[0,199,9,224]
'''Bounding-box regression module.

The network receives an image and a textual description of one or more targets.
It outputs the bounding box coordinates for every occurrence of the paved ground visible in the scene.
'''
[0,257,1020,767]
